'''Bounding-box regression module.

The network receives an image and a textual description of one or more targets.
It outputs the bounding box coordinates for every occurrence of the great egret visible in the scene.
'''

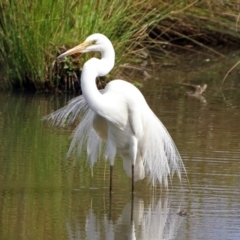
[45,33,186,193]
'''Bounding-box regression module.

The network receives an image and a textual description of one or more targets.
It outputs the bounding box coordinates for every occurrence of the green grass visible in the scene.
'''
[0,0,240,91]
[0,0,198,91]
[0,0,151,90]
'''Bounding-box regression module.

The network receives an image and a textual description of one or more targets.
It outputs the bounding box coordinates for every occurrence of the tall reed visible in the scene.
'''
[0,0,189,91]
[2,0,239,91]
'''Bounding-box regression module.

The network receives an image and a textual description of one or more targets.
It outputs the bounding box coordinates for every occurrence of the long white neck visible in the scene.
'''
[80,43,115,116]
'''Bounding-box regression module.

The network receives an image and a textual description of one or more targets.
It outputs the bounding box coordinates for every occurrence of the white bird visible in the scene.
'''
[45,33,186,193]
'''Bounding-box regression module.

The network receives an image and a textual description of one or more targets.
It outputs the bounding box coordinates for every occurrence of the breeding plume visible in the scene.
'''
[44,33,186,192]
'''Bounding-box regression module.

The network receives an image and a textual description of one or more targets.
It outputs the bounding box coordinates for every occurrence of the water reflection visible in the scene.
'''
[66,194,184,240]
[0,55,240,240]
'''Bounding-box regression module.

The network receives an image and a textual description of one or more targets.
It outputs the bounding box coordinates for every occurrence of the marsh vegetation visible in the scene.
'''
[0,0,240,91]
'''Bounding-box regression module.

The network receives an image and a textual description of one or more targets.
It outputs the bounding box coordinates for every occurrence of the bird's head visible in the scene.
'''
[57,33,111,59]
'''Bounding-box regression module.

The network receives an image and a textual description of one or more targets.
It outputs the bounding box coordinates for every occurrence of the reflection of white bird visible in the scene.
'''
[45,33,185,192]
[66,196,183,240]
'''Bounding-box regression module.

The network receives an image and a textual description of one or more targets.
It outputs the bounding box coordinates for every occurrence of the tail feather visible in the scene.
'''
[42,96,85,126]
[143,112,185,187]
[43,92,102,126]
[43,94,105,167]
[67,109,104,166]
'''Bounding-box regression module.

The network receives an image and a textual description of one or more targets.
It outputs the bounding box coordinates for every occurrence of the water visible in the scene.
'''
[0,56,240,239]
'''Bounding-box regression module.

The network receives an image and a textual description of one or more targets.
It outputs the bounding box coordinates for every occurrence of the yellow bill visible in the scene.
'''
[57,41,92,59]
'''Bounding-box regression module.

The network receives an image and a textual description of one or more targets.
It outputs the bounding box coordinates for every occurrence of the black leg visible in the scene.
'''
[109,187,112,220]
[131,164,134,222]
[132,164,134,193]
[109,165,113,220]
[110,165,113,193]
[131,187,134,223]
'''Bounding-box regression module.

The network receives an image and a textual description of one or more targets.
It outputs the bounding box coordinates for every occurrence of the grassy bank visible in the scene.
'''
[0,0,240,91]
[0,0,168,91]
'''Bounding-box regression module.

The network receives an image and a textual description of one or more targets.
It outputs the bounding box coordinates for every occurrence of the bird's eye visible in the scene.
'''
[92,40,97,45]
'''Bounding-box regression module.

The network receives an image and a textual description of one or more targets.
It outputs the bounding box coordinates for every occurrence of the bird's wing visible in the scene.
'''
[102,80,144,138]
[128,101,144,140]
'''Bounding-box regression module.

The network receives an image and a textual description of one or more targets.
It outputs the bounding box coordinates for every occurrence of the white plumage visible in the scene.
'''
[44,33,186,190]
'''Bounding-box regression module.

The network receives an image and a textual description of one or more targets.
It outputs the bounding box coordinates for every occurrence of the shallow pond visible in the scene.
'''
[0,54,240,240]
